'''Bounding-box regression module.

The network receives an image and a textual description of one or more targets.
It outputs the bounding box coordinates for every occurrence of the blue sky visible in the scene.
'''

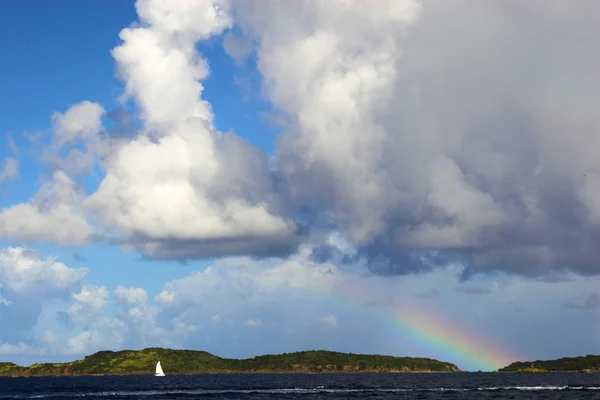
[1,0,600,372]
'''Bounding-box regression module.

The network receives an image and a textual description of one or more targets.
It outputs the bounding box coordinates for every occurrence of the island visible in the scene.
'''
[499,355,600,373]
[0,348,461,376]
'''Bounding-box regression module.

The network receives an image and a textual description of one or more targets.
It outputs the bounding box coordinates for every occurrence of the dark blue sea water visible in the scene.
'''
[1,373,600,399]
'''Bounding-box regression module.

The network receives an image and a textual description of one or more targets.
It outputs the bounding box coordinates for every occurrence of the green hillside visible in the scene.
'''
[0,348,461,376]
[499,355,600,373]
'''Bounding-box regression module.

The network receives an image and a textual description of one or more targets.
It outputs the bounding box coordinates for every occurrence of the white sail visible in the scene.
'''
[155,361,165,376]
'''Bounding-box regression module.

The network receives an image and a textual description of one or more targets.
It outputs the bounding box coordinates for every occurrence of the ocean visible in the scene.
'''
[1,372,600,399]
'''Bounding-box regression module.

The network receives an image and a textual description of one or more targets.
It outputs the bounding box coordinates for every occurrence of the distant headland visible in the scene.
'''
[0,348,461,377]
[499,355,600,373]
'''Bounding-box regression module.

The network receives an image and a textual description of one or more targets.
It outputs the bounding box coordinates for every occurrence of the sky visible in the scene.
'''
[0,0,599,372]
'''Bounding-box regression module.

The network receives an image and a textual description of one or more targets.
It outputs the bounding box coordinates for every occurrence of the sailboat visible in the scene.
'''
[155,361,165,377]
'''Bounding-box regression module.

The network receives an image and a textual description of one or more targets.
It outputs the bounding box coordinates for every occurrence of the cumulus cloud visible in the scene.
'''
[0,247,86,346]
[42,100,127,178]
[114,286,148,305]
[69,285,110,317]
[83,0,298,260]
[0,247,87,296]
[0,170,95,245]
[0,99,110,247]
[51,101,105,146]
[56,284,155,355]
[228,0,600,277]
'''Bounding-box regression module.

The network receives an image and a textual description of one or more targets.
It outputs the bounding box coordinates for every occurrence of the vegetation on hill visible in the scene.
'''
[499,355,600,373]
[0,348,461,376]
[0,362,21,375]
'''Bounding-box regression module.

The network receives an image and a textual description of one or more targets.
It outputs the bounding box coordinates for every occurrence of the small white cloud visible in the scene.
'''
[63,331,93,355]
[0,295,10,306]
[211,314,221,323]
[42,331,58,345]
[155,291,176,309]
[317,314,338,327]
[72,285,109,311]
[245,318,263,328]
[51,101,105,146]
[114,286,148,305]
[0,158,18,182]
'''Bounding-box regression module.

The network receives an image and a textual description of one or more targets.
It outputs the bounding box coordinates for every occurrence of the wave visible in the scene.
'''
[4,386,600,398]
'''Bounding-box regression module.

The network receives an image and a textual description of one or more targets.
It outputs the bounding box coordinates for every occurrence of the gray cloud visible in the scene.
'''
[105,108,136,139]
[231,0,600,277]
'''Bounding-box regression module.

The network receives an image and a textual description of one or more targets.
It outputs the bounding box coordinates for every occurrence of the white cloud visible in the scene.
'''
[42,101,126,178]
[0,102,110,248]
[245,318,263,328]
[74,285,109,309]
[61,317,126,356]
[0,247,87,349]
[154,242,345,312]
[0,247,87,295]
[0,158,18,182]
[114,286,148,305]
[317,314,338,327]
[0,295,10,306]
[69,285,109,315]
[83,0,297,260]
[0,170,95,245]
[51,101,105,146]
[0,342,44,356]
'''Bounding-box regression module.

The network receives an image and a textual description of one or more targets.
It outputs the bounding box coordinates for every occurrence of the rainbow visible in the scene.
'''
[306,280,524,372]
[386,305,521,371]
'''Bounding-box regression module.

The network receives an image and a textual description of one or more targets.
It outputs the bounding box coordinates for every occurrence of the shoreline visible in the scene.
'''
[0,370,462,378]
[4,371,600,378]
